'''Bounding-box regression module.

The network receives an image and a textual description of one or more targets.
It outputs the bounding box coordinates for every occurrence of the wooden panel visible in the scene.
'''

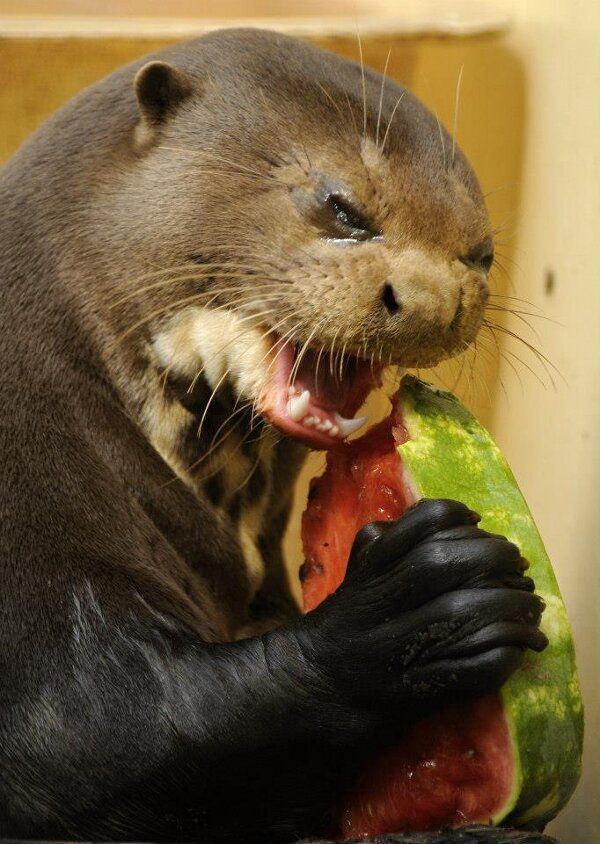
[0,0,509,38]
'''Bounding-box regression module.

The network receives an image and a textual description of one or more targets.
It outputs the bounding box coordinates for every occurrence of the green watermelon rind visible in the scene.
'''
[397,376,583,828]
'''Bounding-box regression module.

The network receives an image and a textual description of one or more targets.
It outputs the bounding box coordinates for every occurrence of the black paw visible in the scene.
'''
[303,499,547,716]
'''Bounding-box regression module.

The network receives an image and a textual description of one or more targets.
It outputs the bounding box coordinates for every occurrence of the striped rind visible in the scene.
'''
[397,377,583,827]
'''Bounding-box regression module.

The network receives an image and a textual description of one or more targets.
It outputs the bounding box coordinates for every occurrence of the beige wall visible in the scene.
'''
[485,3,600,840]
[1,6,598,839]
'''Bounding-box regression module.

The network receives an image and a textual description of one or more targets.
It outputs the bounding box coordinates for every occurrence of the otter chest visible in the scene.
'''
[203,431,277,595]
[142,385,280,598]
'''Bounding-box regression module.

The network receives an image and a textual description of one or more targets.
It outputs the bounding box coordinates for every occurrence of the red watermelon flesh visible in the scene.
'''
[300,406,514,838]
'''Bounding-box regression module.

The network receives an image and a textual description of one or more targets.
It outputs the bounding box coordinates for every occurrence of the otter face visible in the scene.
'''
[124,31,492,452]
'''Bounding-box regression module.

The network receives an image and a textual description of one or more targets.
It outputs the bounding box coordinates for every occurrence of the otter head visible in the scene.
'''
[107,29,492,453]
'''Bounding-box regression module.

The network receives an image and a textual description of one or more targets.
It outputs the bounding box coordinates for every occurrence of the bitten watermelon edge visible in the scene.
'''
[398,376,583,827]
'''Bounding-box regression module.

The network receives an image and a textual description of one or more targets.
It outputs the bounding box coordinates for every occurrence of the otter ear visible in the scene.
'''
[134,60,192,138]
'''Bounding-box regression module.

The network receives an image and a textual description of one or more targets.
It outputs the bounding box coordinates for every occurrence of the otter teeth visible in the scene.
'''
[287,390,367,439]
[334,413,368,438]
[287,389,310,421]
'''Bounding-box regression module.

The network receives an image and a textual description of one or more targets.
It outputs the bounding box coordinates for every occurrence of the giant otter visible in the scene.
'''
[0,28,545,841]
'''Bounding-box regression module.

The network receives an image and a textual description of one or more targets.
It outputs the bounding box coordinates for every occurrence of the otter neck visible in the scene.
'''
[140,362,306,604]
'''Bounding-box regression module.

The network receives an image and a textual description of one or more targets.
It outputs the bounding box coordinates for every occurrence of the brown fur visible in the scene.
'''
[0,29,499,839]
[0,27,491,634]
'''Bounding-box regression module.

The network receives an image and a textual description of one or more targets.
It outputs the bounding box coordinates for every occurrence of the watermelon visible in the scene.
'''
[301,376,583,838]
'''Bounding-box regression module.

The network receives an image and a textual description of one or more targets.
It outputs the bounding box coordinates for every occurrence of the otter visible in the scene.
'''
[0,28,546,842]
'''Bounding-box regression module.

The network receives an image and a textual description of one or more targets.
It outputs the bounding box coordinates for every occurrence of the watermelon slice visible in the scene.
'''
[301,376,583,838]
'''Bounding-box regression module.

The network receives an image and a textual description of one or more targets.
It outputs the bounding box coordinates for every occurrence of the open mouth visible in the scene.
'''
[259,337,382,450]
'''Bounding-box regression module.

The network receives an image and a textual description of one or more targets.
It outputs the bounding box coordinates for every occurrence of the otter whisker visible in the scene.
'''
[338,339,349,383]
[187,312,296,402]
[380,92,405,155]
[193,411,274,491]
[259,322,302,381]
[482,181,518,200]
[261,323,301,365]
[486,303,562,337]
[169,168,275,185]
[375,48,392,150]
[491,219,519,239]
[435,112,447,172]
[157,146,273,181]
[251,320,304,428]
[110,277,280,310]
[113,294,247,347]
[488,293,543,310]
[483,318,562,380]
[329,325,342,378]
[449,350,468,392]
[116,288,282,346]
[288,322,322,392]
[343,91,362,148]
[477,356,495,408]
[288,148,311,177]
[256,318,300,371]
[360,326,369,364]
[477,332,524,395]
[492,337,548,389]
[191,400,255,473]
[301,143,313,171]
[472,323,517,396]
[295,321,333,391]
[499,347,538,393]
[482,320,561,389]
[106,260,245,305]
[493,248,526,276]
[472,338,512,403]
[181,418,252,489]
[183,312,279,397]
[229,435,269,496]
[490,256,517,287]
[196,368,231,444]
[315,81,347,126]
[356,28,367,138]
[189,241,297,274]
[106,251,290,301]
[451,64,465,168]
[314,342,327,393]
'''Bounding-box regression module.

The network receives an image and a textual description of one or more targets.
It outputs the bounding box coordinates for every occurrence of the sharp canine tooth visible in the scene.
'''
[287,390,310,421]
[334,413,368,438]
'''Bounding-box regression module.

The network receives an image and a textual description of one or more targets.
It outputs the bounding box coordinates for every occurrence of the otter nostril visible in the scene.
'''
[460,238,495,274]
[382,282,401,315]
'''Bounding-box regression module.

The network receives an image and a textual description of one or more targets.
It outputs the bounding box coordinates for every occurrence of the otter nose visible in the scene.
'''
[381,281,401,315]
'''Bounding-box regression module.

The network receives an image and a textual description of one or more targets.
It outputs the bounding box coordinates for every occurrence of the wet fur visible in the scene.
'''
[0,29,544,841]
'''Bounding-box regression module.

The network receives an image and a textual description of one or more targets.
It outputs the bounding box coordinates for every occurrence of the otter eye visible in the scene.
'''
[324,193,377,241]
